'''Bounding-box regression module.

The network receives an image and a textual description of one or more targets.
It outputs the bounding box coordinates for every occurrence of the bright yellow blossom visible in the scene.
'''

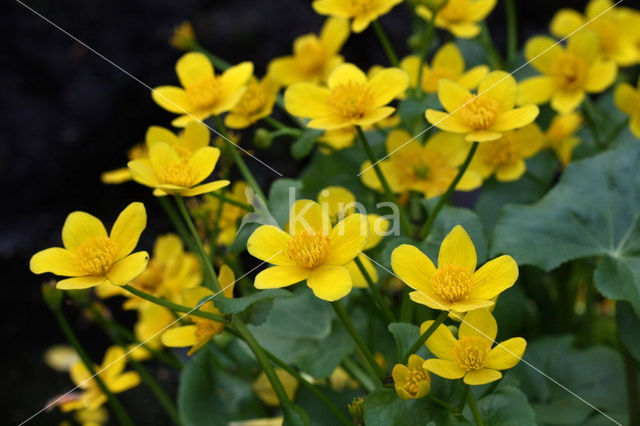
[285,63,408,130]
[517,31,617,114]
[550,0,640,66]
[392,354,431,400]
[30,203,148,291]
[417,0,497,39]
[247,200,369,301]
[422,309,526,385]
[268,18,349,85]
[361,130,482,198]
[61,346,140,412]
[134,302,175,351]
[152,52,253,127]
[161,265,235,355]
[614,78,640,139]
[316,186,389,288]
[391,225,518,312]
[252,368,299,407]
[401,43,489,94]
[469,124,544,182]
[312,0,403,33]
[544,112,583,166]
[225,76,280,128]
[427,71,539,142]
[318,114,400,150]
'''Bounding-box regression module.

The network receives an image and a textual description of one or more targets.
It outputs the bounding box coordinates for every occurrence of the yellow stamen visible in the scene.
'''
[452,336,490,370]
[158,163,198,187]
[348,0,375,15]
[462,96,500,129]
[194,318,224,341]
[237,82,267,114]
[186,77,222,110]
[431,264,474,302]
[327,82,374,120]
[76,237,118,275]
[287,229,330,269]
[402,367,429,396]
[294,36,326,74]
[551,54,587,91]
[481,135,520,167]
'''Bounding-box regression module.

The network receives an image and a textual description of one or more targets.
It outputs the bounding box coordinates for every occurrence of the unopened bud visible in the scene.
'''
[254,128,274,150]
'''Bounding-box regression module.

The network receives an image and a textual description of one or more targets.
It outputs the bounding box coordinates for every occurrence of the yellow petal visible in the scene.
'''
[426,110,473,133]
[466,130,503,142]
[583,60,617,93]
[346,255,378,288]
[433,43,464,76]
[320,17,350,54]
[146,125,178,148]
[326,214,369,265]
[70,361,92,387]
[471,255,518,300]
[30,247,84,276]
[438,225,476,271]
[188,146,220,183]
[268,56,307,86]
[284,83,330,118]
[306,265,352,301]
[463,368,502,385]
[409,289,452,311]
[247,225,295,266]
[172,111,210,128]
[182,286,214,309]
[550,9,584,38]
[328,63,367,89]
[180,180,230,197]
[181,121,210,152]
[551,90,584,114]
[459,308,497,344]
[177,52,214,88]
[318,186,356,220]
[614,83,640,115]
[517,76,555,106]
[353,106,396,127]
[486,337,527,370]
[478,72,517,112]
[308,115,352,130]
[62,212,108,252]
[106,252,149,286]
[392,363,409,384]
[255,265,310,289]
[101,168,132,184]
[57,275,106,290]
[400,55,421,87]
[289,200,332,235]
[109,371,141,393]
[152,86,192,114]
[391,244,436,292]
[368,68,409,107]
[421,321,456,359]
[219,264,236,298]
[468,0,497,20]
[365,214,389,249]
[385,128,412,154]
[128,159,158,187]
[490,105,539,132]
[423,359,466,379]
[457,65,489,90]
[162,325,199,347]
[567,30,599,64]
[449,298,495,312]
[149,142,180,171]
[525,36,564,74]
[438,79,472,113]
[110,202,146,260]
[495,159,526,181]
[448,23,482,39]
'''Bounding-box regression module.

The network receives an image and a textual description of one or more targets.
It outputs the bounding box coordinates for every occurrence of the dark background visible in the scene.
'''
[2,0,588,424]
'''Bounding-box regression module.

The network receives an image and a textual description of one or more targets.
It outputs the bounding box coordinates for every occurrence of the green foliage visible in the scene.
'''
[617,301,640,362]
[291,129,323,159]
[213,289,292,314]
[475,382,536,426]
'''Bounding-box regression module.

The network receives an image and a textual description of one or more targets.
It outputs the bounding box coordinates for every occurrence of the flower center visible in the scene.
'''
[403,367,429,397]
[157,162,199,187]
[348,0,375,15]
[194,318,224,341]
[294,36,326,74]
[453,336,490,371]
[327,82,374,120]
[439,0,470,23]
[551,54,587,91]
[431,264,474,302]
[461,96,500,129]
[482,134,520,167]
[287,229,331,269]
[76,237,118,275]
[238,82,267,114]
[186,76,222,110]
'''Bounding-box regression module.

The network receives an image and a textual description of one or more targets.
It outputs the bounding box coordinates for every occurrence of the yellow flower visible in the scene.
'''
[134,302,176,350]
[44,345,80,372]
[161,265,235,355]
[30,203,148,291]
[170,21,197,51]
[614,78,640,139]
[316,186,389,288]
[318,114,400,151]
[61,346,140,412]
[247,200,369,301]
[469,124,544,182]
[225,76,280,128]
[422,309,526,385]
[329,366,360,391]
[74,406,108,426]
[391,225,518,312]
[285,63,408,130]
[544,112,583,166]
[361,129,482,198]
[517,31,618,114]
[392,354,431,400]
[427,71,539,142]
[417,0,497,39]
[550,0,640,66]
[252,368,299,407]
[228,418,283,426]
[401,43,489,94]
[268,18,350,85]
[152,52,253,127]
[127,139,229,197]
[101,144,147,184]
[312,0,403,33]
[193,181,251,245]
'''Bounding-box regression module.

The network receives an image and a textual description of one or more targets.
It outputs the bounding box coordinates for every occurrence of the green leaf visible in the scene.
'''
[491,142,640,313]
[213,289,293,314]
[268,178,302,228]
[476,383,536,426]
[291,129,323,159]
[616,301,640,362]
[388,322,426,360]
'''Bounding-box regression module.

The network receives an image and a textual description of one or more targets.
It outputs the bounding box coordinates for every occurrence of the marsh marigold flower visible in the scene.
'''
[614,78,640,139]
[422,309,526,385]
[247,200,369,301]
[401,43,489,94]
[469,123,544,182]
[152,52,253,126]
[361,129,482,198]
[312,0,403,33]
[285,63,408,130]
[517,31,617,114]
[427,72,539,142]
[30,202,148,290]
[550,0,640,66]
[544,112,583,166]
[268,18,350,85]
[225,76,280,129]
[391,225,518,312]
[134,302,175,352]
[392,354,431,400]
[417,0,497,39]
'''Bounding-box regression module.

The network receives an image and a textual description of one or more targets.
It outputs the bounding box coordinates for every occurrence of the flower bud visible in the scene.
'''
[253,128,274,150]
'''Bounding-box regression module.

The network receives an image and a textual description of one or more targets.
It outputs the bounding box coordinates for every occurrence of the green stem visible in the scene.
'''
[480,378,501,399]
[416,11,437,97]
[428,394,457,412]
[122,284,227,324]
[50,308,134,426]
[582,96,603,148]
[466,387,484,426]
[354,256,396,323]
[213,115,267,202]
[175,195,221,292]
[332,300,385,383]
[193,44,230,70]
[479,22,503,70]
[505,0,518,66]
[157,197,198,255]
[372,20,399,66]
[623,346,640,426]
[419,142,478,240]
[402,310,448,363]
[356,126,413,236]
[582,280,596,346]
[206,190,253,211]
[264,115,292,131]
[458,384,471,411]
[341,357,376,392]
[399,287,414,324]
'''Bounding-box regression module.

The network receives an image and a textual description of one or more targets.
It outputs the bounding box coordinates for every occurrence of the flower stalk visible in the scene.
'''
[372,20,399,66]
[354,255,396,323]
[466,385,485,426]
[401,310,448,363]
[505,0,518,66]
